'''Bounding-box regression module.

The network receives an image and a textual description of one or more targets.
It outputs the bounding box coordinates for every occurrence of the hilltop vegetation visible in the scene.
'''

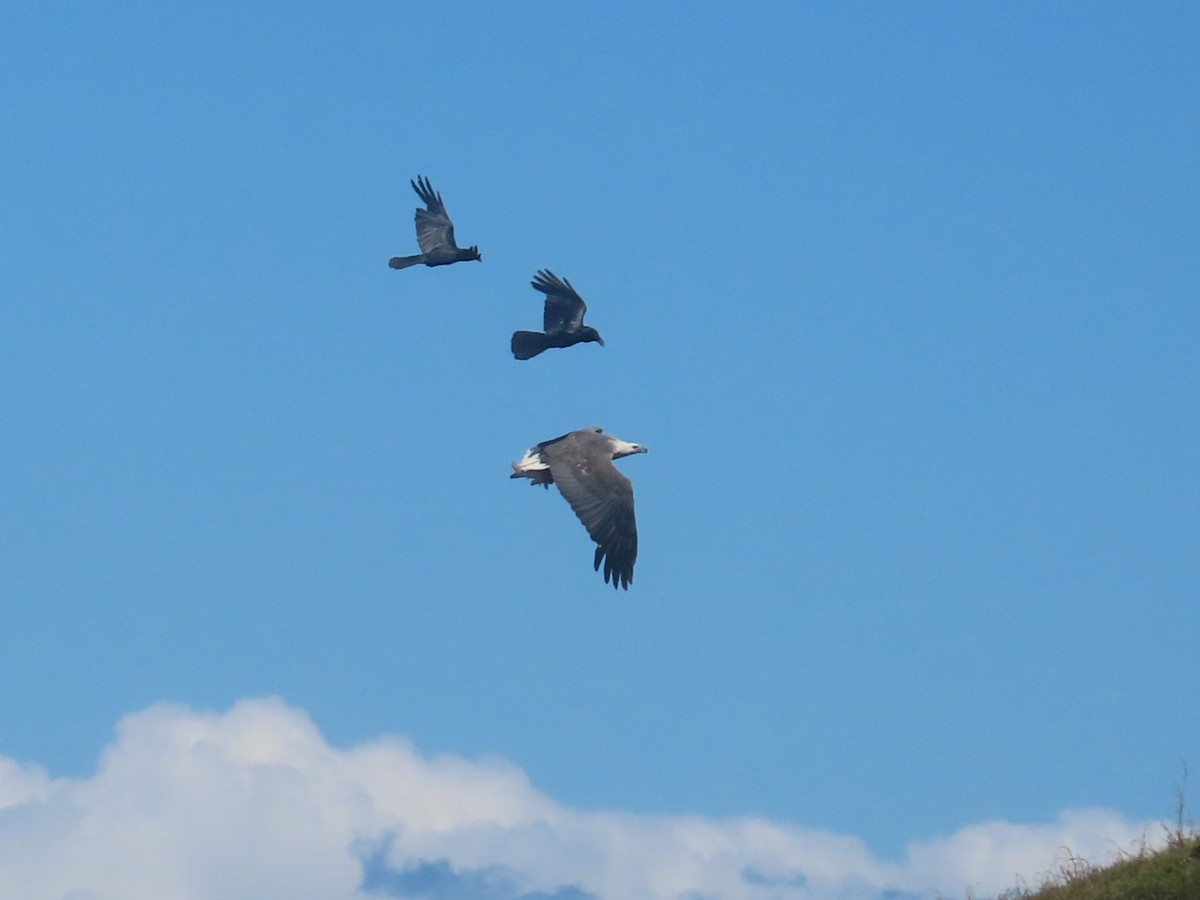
[990,829,1200,900]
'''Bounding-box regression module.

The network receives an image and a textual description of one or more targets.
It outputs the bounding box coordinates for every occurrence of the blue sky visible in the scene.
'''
[1,3,1197,898]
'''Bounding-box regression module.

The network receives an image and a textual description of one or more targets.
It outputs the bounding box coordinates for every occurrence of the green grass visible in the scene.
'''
[989,831,1200,900]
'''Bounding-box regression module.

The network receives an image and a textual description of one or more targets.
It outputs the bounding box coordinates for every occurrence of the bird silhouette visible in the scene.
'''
[388,175,481,269]
[511,270,605,360]
[511,427,647,589]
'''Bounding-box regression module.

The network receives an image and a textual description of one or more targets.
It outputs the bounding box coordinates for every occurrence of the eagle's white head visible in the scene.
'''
[610,439,648,459]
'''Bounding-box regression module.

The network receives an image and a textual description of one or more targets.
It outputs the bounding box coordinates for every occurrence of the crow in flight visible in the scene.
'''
[388,175,481,270]
[510,427,647,590]
[511,270,605,360]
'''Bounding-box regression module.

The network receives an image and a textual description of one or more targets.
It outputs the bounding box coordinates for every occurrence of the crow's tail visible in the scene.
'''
[388,254,424,270]
[511,331,549,360]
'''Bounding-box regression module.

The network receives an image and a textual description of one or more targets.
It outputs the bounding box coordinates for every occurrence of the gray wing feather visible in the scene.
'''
[411,176,459,256]
[544,432,637,589]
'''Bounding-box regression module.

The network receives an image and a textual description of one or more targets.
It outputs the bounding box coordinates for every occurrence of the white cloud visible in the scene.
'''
[0,698,1163,900]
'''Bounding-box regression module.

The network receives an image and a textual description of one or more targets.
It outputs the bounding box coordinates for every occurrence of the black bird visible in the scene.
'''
[511,270,605,360]
[388,175,481,270]
[510,427,647,590]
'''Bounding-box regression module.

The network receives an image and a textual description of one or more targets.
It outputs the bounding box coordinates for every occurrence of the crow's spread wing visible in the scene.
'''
[411,175,459,256]
[531,269,587,333]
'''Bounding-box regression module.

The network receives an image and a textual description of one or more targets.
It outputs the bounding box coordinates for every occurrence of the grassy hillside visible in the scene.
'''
[993,831,1200,900]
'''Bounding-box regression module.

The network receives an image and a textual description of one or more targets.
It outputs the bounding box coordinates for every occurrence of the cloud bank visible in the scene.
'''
[0,698,1161,900]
